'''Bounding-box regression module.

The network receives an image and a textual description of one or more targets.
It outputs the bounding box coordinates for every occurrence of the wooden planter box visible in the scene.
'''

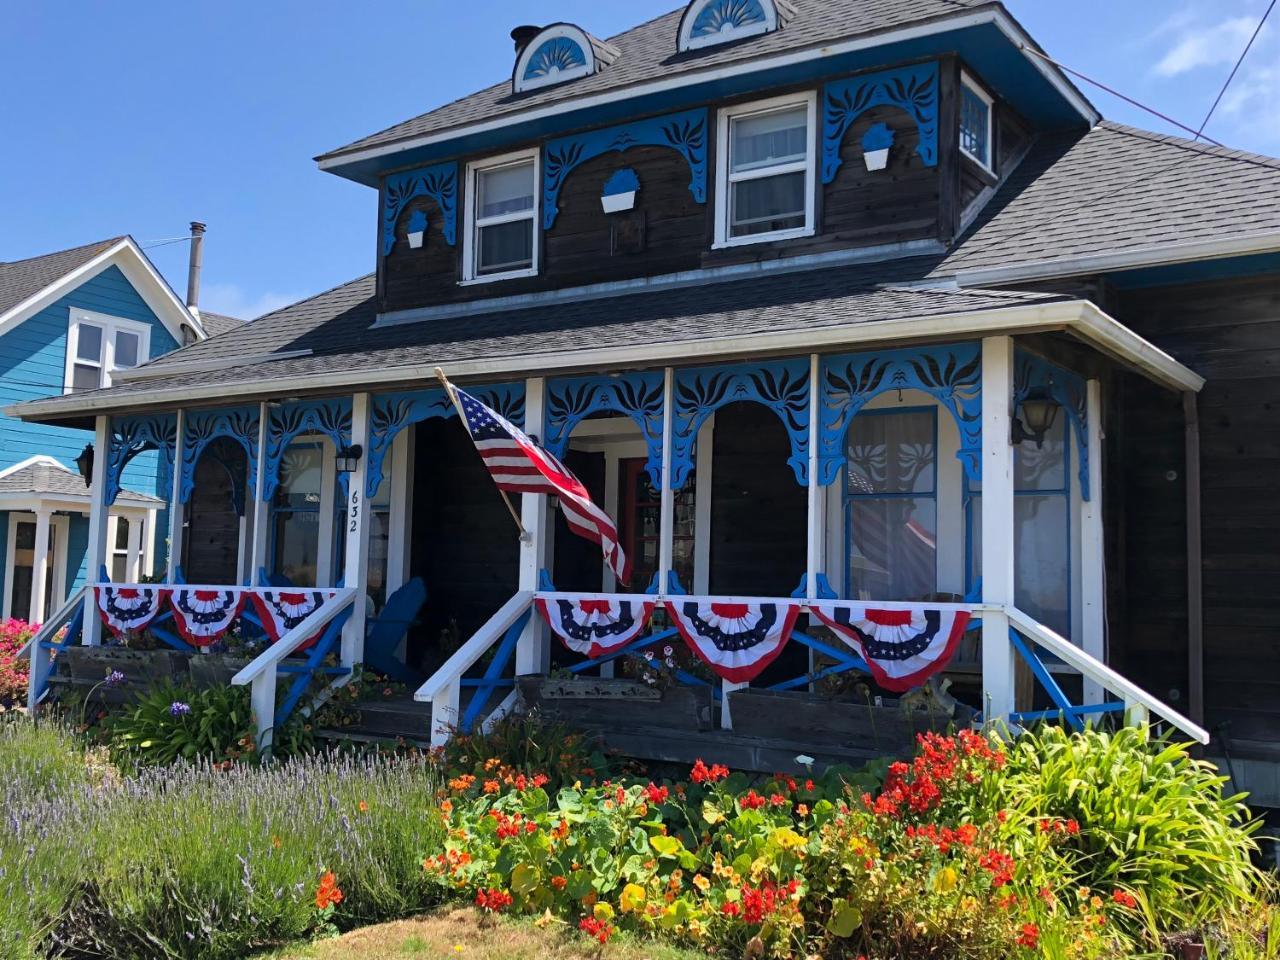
[188,654,256,690]
[519,677,714,732]
[63,646,190,687]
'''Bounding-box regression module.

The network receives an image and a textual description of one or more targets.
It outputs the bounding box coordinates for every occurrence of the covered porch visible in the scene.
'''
[17,295,1210,761]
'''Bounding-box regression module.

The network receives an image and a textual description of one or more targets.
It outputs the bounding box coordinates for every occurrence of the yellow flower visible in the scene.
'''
[593,902,616,923]
[693,874,710,892]
[620,884,647,913]
[933,867,959,893]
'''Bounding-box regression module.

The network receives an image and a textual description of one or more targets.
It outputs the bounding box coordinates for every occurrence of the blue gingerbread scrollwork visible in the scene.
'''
[672,359,810,490]
[523,36,587,81]
[820,344,982,486]
[181,406,261,504]
[543,109,709,229]
[366,383,525,499]
[381,163,458,256]
[822,62,939,182]
[263,398,353,501]
[106,414,178,507]
[1013,352,1090,500]
[544,373,666,488]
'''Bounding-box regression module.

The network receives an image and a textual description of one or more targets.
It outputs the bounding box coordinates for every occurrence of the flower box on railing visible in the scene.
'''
[188,654,257,691]
[518,676,713,731]
[63,647,190,696]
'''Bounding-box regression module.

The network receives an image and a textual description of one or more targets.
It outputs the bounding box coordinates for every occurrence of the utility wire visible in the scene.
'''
[1196,0,1276,138]
[140,236,195,250]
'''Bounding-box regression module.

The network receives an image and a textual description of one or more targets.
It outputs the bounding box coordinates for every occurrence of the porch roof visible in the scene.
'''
[0,457,162,510]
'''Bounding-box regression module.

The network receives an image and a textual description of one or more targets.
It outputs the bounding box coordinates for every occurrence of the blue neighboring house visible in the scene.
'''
[0,236,238,624]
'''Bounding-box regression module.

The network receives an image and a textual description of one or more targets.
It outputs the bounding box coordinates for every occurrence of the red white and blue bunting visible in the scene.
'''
[169,589,248,648]
[811,603,971,692]
[251,590,336,650]
[95,586,169,639]
[665,600,800,683]
[536,597,656,658]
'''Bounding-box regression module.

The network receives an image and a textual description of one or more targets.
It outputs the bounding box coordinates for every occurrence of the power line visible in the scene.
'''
[1196,0,1276,138]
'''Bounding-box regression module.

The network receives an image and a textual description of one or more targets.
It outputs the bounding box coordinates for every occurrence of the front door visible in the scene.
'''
[618,458,695,593]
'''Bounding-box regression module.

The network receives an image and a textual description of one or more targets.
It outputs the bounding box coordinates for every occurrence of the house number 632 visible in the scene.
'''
[349,490,361,532]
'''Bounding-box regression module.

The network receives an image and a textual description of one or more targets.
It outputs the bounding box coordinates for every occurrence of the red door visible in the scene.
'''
[618,458,696,592]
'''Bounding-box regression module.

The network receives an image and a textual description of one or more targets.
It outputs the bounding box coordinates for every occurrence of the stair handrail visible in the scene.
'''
[231,587,358,752]
[1005,605,1209,745]
[16,586,88,711]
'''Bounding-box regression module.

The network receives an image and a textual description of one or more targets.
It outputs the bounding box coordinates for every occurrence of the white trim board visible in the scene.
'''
[317,7,1097,174]
[0,455,66,481]
[6,298,1204,425]
[0,237,206,347]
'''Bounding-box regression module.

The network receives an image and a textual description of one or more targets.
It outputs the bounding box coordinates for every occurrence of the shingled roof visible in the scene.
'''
[320,0,1006,161]
[0,458,161,506]
[0,238,124,319]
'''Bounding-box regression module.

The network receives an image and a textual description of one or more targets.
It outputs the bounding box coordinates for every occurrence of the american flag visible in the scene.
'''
[453,386,632,584]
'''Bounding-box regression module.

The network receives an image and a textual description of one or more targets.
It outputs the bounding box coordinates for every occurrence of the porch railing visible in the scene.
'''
[17,587,87,711]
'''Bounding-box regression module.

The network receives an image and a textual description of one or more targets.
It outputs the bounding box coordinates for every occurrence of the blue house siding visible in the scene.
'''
[65,514,89,595]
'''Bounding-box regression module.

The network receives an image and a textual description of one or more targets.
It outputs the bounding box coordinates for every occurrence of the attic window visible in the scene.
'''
[960,73,995,173]
[678,0,783,52]
[513,24,603,94]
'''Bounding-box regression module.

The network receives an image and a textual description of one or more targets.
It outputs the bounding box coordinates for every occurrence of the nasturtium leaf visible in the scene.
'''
[827,900,863,938]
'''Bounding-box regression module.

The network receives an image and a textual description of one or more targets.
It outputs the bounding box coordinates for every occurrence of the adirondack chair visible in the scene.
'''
[362,578,428,685]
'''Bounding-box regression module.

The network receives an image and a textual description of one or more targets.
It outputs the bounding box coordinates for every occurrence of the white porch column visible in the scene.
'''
[980,336,1017,724]
[517,377,552,676]
[1080,380,1106,705]
[341,392,372,666]
[248,402,271,587]
[658,367,675,592]
[805,353,824,599]
[166,409,186,582]
[83,415,111,646]
[125,512,144,582]
[27,508,52,624]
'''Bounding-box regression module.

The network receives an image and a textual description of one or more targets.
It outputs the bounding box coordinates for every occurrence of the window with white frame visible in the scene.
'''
[107,515,145,583]
[464,152,539,281]
[716,94,816,246]
[65,310,150,393]
[959,73,994,172]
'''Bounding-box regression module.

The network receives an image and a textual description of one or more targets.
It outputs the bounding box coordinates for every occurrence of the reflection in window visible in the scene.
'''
[845,408,938,600]
[724,101,811,241]
[621,458,694,592]
[271,442,324,586]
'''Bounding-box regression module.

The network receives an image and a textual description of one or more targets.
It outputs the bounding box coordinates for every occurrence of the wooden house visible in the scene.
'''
[13,1,1280,792]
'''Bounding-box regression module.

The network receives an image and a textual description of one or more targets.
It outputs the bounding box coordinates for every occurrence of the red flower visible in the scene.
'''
[314,872,344,910]
[769,793,788,808]
[721,901,741,917]
[979,849,1016,888]
[475,887,514,913]
[1017,923,1040,949]
[645,782,670,805]
[579,916,613,944]
[690,759,730,784]
[1112,889,1138,909]
[740,790,766,811]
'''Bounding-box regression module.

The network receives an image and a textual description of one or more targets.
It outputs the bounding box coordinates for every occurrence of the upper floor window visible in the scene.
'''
[715,93,816,247]
[960,73,994,173]
[64,309,150,393]
[463,151,539,283]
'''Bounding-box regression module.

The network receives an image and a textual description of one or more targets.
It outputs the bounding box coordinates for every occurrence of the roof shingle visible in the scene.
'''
[0,238,123,319]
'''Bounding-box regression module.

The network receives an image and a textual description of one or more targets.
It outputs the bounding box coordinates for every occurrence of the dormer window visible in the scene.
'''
[960,72,995,173]
[678,0,784,52]
[463,150,540,283]
[512,24,615,94]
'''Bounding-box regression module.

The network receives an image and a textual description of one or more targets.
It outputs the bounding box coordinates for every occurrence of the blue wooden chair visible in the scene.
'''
[363,578,428,685]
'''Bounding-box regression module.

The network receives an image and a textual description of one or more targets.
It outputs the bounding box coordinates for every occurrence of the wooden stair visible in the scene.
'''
[316,696,434,748]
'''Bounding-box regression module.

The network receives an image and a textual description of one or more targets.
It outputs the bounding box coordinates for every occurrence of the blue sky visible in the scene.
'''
[1,1,1275,321]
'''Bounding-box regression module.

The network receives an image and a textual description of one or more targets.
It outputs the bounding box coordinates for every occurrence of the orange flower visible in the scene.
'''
[440,799,454,815]
[271,836,282,849]
[315,872,344,910]
[483,779,500,795]
[551,875,568,890]
[358,800,369,813]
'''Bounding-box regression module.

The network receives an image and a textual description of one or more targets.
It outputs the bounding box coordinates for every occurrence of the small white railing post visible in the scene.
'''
[250,665,278,753]
[432,681,461,748]
[83,415,111,647]
[1124,698,1149,728]
[980,337,1017,725]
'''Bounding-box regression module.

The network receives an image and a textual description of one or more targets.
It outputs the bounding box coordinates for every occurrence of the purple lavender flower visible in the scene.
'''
[170,701,192,717]
[105,670,126,687]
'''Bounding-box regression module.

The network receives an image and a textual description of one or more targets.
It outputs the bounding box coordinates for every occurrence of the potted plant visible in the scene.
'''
[601,168,641,213]
[861,122,895,171]
[406,208,429,249]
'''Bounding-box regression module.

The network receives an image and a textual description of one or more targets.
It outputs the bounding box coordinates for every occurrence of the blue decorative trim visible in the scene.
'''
[820,343,982,486]
[366,383,525,499]
[1014,351,1090,500]
[543,109,708,229]
[263,398,353,501]
[382,163,457,256]
[106,414,177,507]
[690,0,768,37]
[822,62,939,182]
[603,168,640,197]
[523,37,587,81]
[672,358,810,490]
[544,373,665,488]
[181,407,261,504]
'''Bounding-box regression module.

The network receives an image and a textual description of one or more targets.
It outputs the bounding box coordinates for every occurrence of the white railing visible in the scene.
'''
[231,587,358,752]
[414,590,534,747]
[17,586,88,712]
[1006,605,1209,745]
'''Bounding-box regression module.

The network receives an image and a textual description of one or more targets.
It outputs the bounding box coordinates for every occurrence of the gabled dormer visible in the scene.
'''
[512,24,620,94]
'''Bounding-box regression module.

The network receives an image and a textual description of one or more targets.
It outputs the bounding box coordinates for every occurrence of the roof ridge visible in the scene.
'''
[0,236,123,268]
[1095,120,1280,172]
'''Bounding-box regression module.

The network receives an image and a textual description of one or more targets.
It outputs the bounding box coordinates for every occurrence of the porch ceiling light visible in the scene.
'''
[335,444,364,474]
[1012,392,1060,449]
[75,444,94,487]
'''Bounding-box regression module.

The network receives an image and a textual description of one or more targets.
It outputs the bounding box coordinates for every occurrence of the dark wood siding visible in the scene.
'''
[382,194,459,314]
[1112,272,1280,744]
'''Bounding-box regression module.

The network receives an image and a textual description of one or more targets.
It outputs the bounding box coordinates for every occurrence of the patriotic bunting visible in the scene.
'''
[665,600,800,683]
[536,596,656,658]
[95,586,169,639]
[811,603,970,692]
[251,590,336,650]
[169,589,248,648]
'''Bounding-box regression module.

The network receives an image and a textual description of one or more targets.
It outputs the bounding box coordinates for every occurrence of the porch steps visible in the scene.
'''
[594,725,889,776]
[314,696,434,748]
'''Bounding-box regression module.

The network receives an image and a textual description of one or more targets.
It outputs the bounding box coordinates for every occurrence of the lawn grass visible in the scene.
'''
[264,908,705,960]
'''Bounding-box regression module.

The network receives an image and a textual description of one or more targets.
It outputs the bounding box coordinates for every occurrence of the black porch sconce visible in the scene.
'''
[335,444,364,474]
[1011,391,1061,449]
[75,443,95,487]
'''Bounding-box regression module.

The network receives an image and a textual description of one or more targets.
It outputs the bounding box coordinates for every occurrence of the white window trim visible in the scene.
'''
[461,148,541,285]
[679,0,779,52]
[713,92,818,250]
[3,513,69,621]
[959,71,996,176]
[64,308,151,395]
[513,24,597,93]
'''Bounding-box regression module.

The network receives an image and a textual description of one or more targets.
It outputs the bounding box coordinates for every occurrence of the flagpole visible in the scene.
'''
[434,367,532,543]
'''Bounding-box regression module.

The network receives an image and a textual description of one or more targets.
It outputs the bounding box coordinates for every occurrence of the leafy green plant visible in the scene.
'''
[440,713,614,789]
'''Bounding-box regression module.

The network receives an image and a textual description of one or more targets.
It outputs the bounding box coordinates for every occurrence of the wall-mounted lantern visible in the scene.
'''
[601,168,641,214]
[335,444,364,474]
[1011,391,1061,448]
[406,210,429,249]
[861,122,896,172]
[75,444,95,487]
